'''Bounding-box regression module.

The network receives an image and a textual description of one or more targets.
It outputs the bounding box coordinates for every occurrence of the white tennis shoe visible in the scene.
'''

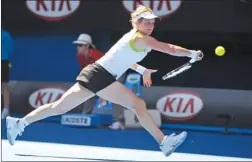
[6,117,26,145]
[160,131,187,156]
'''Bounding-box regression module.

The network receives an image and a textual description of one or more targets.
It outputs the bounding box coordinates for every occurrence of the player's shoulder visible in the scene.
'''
[133,35,155,50]
[135,35,156,46]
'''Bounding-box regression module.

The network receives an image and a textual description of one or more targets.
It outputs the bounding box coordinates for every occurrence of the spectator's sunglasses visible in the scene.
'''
[77,44,89,48]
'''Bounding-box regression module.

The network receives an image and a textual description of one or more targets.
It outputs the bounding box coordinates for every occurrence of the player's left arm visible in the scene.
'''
[130,64,157,87]
[130,64,146,74]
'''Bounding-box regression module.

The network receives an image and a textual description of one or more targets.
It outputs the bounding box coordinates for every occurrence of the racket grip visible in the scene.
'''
[189,58,197,63]
[189,51,204,64]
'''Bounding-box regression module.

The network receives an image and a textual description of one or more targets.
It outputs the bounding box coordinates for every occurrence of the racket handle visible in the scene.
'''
[189,50,204,64]
[189,58,197,64]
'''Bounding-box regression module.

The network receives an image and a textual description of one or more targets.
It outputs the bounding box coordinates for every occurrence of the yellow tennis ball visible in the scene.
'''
[215,46,225,56]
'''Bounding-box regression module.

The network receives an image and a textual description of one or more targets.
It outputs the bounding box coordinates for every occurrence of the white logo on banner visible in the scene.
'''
[122,0,182,18]
[156,91,203,121]
[29,87,65,109]
[26,0,81,21]
[61,115,91,126]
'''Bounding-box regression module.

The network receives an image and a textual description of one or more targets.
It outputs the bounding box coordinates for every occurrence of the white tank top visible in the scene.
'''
[96,29,151,79]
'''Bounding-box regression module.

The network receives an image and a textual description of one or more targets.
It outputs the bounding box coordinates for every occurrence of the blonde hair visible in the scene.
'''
[130,5,153,29]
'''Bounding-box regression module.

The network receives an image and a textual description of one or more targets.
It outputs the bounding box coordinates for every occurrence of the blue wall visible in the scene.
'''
[9,33,111,82]
[10,36,79,82]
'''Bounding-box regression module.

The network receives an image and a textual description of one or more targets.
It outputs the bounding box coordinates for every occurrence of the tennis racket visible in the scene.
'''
[162,58,199,80]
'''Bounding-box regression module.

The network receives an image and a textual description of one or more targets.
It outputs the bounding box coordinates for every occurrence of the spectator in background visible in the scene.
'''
[73,34,125,129]
[73,34,104,112]
[1,29,13,119]
[74,34,103,69]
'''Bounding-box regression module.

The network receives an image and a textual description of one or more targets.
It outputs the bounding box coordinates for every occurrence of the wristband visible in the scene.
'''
[136,65,146,75]
[188,50,198,59]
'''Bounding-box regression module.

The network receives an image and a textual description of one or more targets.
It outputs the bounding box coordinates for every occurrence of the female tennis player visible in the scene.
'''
[6,5,203,156]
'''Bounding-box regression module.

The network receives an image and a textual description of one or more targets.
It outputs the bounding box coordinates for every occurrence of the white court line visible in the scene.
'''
[2,140,252,161]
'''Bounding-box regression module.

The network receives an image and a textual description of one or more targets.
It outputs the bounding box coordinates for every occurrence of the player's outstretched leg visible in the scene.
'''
[96,81,187,156]
[6,83,95,145]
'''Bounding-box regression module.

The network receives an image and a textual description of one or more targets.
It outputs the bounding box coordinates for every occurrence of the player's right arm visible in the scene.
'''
[135,35,203,60]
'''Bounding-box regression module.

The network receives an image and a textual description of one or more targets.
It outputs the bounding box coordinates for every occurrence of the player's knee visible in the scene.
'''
[134,98,147,115]
[50,101,67,115]
[137,98,146,107]
[48,103,59,115]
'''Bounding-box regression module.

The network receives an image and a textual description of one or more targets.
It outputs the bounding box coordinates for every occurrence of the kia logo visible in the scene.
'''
[26,0,81,22]
[122,0,182,19]
[156,91,203,121]
[29,87,66,109]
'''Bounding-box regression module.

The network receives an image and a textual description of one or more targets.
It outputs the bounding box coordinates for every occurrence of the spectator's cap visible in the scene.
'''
[73,34,96,48]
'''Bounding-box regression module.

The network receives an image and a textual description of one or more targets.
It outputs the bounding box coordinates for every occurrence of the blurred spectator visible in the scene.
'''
[73,34,104,112]
[74,34,103,69]
[1,29,13,119]
[73,34,125,129]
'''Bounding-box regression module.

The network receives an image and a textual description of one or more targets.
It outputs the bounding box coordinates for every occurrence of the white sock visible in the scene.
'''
[1,108,9,119]
[19,118,29,128]
[160,135,167,145]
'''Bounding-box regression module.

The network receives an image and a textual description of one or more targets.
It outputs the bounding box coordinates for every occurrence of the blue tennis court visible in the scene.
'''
[2,120,252,161]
